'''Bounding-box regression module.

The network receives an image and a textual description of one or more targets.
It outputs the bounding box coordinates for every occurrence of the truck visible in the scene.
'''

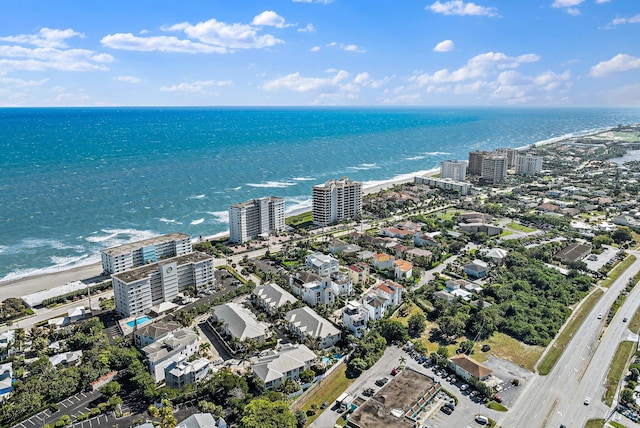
[336,392,354,411]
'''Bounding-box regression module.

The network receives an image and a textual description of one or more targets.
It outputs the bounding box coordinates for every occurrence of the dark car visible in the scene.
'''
[375,377,389,387]
[363,388,375,397]
[320,401,329,409]
[441,406,453,415]
[494,395,502,403]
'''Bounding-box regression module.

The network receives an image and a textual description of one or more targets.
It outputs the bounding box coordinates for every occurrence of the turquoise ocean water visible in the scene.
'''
[1,107,639,282]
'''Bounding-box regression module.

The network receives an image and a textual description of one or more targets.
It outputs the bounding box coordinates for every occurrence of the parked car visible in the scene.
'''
[375,377,389,387]
[475,415,489,425]
[494,395,502,403]
[441,406,453,415]
[584,397,591,405]
[624,317,629,322]
[460,384,469,391]
[363,388,375,397]
[391,368,399,376]
[321,401,329,409]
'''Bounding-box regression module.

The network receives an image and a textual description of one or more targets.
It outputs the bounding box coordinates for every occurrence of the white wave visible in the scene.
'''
[50,254,91,267]
[0,253,101,284]
[292,177,316,181]
[207,211,229,224]
[0,238,83,254]
[231,186,242,191]
[406,155,426,161]
[347,163,380,171]
[158,217,182,225]
[246,181,297,188]
[188,194,206,199]
[190,218,205,225]
[86,228,157,246]
[285,197,313,215]
[422,151,451,156]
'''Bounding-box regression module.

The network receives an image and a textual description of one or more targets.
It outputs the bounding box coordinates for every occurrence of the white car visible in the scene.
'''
[584,397,591,405]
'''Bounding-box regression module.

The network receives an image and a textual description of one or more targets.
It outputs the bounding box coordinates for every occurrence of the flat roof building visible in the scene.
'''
[101,232,192,275]
[515,153,543,175]
[113,251,214,318]
[312,177,362,227]
[440,159,468,182]
[228,197,285,244]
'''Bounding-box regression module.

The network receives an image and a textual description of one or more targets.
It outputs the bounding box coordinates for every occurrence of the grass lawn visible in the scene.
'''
[486,401,508,412]
[603,341,635,406]
[585,419,606,428]
[500,229,514,237]
[610,421,627,428]
[628,304,640,333]
[506,222,536,233]
[633,231,640,250]
[286,211,313,228]
[538,288,605,375]
[601,255,638,288]
[291,363,354,427]
[473,333,543,372]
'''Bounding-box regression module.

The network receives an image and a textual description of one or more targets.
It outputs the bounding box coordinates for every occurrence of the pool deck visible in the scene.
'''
[118,315,154,336]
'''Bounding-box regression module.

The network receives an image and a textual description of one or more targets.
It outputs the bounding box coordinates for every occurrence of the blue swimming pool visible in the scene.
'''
[126,316,152,328]
[322,357,331,365]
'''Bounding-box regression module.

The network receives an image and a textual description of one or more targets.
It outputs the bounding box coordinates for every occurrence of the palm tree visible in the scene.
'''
[399,356,407,367]
[199,342,211,357]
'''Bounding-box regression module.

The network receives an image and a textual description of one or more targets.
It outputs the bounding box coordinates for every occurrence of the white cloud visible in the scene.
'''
[102,14,284,54]
[326,42,366,53]
[595,0,611,2]
[252,11,289,28]
[433,40,455,52]
[606,14,640,27]
[114,76,141,83]
[101,33,227,53]
[590,54,640,77]
[160,80,232,93]
[263,70,349,92]
[552,0,584,7]
[310,46,321,52]
[0,77,48,87]
[427,1,498,17]
[298,23,316,33]
[292,0,334,3]
[566,8,580,16]
[0,28,83,48]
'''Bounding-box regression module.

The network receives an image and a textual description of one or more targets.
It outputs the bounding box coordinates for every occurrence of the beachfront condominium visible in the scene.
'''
[101,232,192,275]
[495,148,517,168]
[113,252,214,318]
[467,151,492,176]
[481,155,508,184]
[228,197,285,244]
[440,160,468,181]
[515,153,543,175]
[312,177,363,227]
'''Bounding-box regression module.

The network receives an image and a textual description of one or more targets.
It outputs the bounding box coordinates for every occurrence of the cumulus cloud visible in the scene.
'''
[606,14,640,28]
[263,70,350,92]
[310,46,321,52]
[552,0,584,7]
[590,54,640,77]
[427,1,498,17]
[566,8,580,16]
[298,23,316,33]
[114,76,141,83]
[0,28,83,48]
[326,42,366,53]
[0,77,48,87]
[160,80,232,92]
[433,40,455,52]
[102,13,284,53]
[252,11,289,28]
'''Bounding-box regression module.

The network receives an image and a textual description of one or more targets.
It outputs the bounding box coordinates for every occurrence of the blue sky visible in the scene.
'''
[0,0,639,106]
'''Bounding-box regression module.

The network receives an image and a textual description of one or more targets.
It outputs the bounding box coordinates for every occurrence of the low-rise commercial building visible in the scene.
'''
[448,354,493,382]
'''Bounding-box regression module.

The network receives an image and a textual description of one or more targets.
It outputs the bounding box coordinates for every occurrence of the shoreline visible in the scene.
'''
[0,124,623,300]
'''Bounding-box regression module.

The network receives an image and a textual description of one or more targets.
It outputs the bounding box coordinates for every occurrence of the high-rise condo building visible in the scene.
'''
[101,232,192,275]
[495,148,517,168]
[312,177,363,226]
[481,155,508,183]
[515,153,543,175]
[467,151,492,175]
[113,252,214,318]
[228,197,285,244]
[440,160,468,181]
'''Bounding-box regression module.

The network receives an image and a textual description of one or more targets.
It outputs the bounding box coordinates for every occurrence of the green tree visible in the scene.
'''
[239,399,297,428]
[621,388,634,403]
[294,409,307,428]
[375,319,409,344]
[346,357,368,378]
[407,312,426,338]
[299,369,315,384]
[592,234,613,249]
[437,315,465,342]
[101,381,121,397]
[612,226,633,245]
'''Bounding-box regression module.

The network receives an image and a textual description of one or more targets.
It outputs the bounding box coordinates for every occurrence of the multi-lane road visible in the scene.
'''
[502,251,640,428]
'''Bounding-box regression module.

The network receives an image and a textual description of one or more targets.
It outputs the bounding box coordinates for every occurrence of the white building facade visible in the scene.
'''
[312,177,363,226]
[101,232,192,274]
[228,197,285,244]
[515,153,543,175]
[305,252,340,277]
[113,252,214,318]
[440,160,468,181]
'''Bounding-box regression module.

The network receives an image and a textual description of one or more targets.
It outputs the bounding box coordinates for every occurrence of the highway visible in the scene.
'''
[502,251,640,428]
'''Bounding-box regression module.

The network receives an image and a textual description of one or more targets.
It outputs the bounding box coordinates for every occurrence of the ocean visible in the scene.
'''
[1,107,639,282]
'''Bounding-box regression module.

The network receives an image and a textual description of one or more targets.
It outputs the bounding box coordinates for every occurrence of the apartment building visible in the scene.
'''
[113,252,214,318]
[228,196,285,244]
[252,344,317,390]
[467,151,492,175]
[414,176,472,195]
[305,252,340,277]
[481,154,508,184]
[440,160,468,181]
[515,153,543,175]
[495,148,517,168]
[101,232,192,274]
[312,177,363,226]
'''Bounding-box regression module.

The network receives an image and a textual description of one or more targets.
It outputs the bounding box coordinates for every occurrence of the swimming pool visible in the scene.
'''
[322,356,331,365]
[126,316,152,328]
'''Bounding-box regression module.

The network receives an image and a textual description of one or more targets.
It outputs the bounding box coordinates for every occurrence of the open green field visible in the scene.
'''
[286,211,313,228]
[603,341,635,406]
[506,222,536,233]
[500,229,514,237]
[628,304,640,333]
[291,364,354,426]
[538,289,605,375]
[585,419,606,428]
[601,255,638,288]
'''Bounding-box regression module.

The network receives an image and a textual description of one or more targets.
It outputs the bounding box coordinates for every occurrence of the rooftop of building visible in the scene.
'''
[347,368,439,428]
[112,251,213,283]
[134,320,181,340]
[313,177,362,189]
[285,306,340,338]
[102,232,190,256]
[449,354,493,379]
[230,196,284,209]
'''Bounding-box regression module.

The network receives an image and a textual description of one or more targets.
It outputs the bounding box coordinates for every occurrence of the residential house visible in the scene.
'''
[372,253,395,270]
[328,239,361,254]
[284,307,341,349]
[362,280,404,320]
[536,203,560,213]
[252,344,317,390]
[210,303,270,343]
[0,363,13,401]
[49,350,83,368]
[0,331,14,359]
[357,250,375,262]
[414,232,441,247]
[394,260,413,280]
[484,248,508,264]
[134,321,182,349]
[305,252,340,277]
[463,260,489,279]
[176,413,223,428]
[448,354,493,383]
[141,328,199,383]
[253,283,297,316]
[47,306,91,329]
[380,227,414,240]
[342,301,369,338]
[406,248,433,260]
[347,263,370,285]
[433,290,457,304]
[165,357,212,389]
[376,280,403,307]
[331,273,354,296]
